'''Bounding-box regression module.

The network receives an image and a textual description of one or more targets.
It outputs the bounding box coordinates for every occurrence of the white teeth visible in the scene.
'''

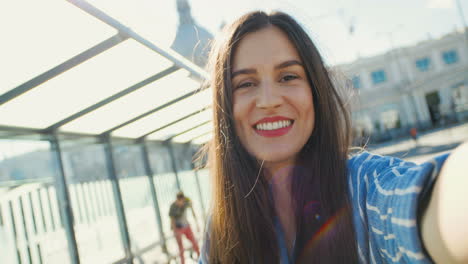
[255,120,292,131]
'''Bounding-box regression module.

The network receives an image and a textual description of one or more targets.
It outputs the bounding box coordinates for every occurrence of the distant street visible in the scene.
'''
[368,122,468,164]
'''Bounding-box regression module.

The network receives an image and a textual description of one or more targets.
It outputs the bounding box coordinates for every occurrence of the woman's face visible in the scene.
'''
[231,26,315,173]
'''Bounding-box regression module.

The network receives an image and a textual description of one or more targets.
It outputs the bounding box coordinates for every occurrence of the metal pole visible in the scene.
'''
[8,201,21,264]
[49,134,80,264]
[102,136,133,263]
[190,146,206,222]
[192,163,206,223]
[140,141,168,254]
[67,0,208,81]
[455,0,468,44]
[19,196,32,263]
[166,142,181,190]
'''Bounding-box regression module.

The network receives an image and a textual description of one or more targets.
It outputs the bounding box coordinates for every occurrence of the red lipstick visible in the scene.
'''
[253,116,293,138]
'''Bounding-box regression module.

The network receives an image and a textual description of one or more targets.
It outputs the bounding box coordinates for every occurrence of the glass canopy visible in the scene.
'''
[0,0,212,145]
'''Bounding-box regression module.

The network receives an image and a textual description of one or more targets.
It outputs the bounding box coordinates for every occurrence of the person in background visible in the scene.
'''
[410,127,419,146]
[169,191,200,264]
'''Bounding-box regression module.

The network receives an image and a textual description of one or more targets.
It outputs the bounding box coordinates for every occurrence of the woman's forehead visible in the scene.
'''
[231,26,302,72]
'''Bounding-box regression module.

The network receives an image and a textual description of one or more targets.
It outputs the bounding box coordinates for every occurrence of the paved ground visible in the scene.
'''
[367,122,468,164]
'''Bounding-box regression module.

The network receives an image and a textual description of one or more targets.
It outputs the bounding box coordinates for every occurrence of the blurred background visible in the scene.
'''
[0,0,467,263]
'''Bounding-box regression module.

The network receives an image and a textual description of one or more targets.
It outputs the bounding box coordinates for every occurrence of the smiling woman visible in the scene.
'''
[232,26,315,174]
[198,10,468,264]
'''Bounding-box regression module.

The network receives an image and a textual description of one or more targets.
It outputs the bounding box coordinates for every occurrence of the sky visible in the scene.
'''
[87,0,468,65]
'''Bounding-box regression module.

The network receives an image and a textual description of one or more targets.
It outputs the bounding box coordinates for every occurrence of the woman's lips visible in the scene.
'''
[252,116,294,138]
[254,122,293,137]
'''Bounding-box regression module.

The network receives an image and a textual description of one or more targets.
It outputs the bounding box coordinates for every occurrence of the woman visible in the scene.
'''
[199,11,468,263]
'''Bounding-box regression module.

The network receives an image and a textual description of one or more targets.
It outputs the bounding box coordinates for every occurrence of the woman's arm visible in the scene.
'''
[421,141,468,263]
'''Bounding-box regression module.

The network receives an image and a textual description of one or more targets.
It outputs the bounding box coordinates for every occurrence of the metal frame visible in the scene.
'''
[141,141,169,256]
[190,131,211,143]
[101,87,206,136]
[102,135,133,263]
[49,133,80,264]
[166,120,211,141]
[165,142,181,190]
[46,65,179,131]
[67,0,208,81]
[0,34,127,106]
[8,201,21,263]
[137,106,211,140]
[0,1,215,263]
[0,0,211,144]
[191,152,206,222]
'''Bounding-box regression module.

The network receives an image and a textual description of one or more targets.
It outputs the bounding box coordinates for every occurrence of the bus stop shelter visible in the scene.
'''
[0,0,212,263]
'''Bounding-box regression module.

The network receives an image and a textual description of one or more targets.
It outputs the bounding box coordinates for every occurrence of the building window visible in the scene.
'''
[371,70,387,84]
[415,57,431,72]
[442,50,459,65]
[352,75,361,89]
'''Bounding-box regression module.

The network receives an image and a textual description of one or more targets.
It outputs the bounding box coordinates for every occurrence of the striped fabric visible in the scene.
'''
[198,152,450,264]
[349,152,449,264]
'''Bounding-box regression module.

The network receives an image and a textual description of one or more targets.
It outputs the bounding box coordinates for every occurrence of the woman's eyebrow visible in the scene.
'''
[274,59,303,70]
[231,60,303,78]
[232,68,256,79]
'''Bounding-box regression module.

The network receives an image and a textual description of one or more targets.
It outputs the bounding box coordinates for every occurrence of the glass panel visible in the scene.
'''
[0,0,116,95]
[61,70,201,135]
[112,144,161,252]
[196,168,211,216]
[114,89,212,138]
[146,143,178,236]
[0,139,71,264]
[192,133,212,145]
[172,123,213,143]
[59,140,125,263]
[179,170,205,226]
[147,109,212,141]
[0,39,172,129]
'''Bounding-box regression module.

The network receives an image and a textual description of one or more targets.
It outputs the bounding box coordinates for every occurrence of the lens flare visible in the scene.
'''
[298,206,347,261]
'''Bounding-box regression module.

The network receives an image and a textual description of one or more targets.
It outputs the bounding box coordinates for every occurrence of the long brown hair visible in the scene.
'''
[204,11,358,263]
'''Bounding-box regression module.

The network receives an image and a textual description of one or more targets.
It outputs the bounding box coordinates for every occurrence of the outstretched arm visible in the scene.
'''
[421,141,468,263]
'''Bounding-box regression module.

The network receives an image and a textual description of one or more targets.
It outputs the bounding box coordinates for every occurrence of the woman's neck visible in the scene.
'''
[267,165,296,254]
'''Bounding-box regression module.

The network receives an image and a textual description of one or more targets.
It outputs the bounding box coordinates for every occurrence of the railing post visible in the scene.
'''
[140,141,168,255]
[102,136,133,263]
[190,146,206,223]
[9,201,21,264]
[49,133,80,264]
[165,142,181,190]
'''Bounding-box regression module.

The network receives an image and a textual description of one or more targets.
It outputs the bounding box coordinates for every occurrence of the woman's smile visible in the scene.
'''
[253,116,294,137]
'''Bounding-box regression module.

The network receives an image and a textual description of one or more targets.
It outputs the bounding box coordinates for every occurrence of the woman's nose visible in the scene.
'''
[256,82,283,109]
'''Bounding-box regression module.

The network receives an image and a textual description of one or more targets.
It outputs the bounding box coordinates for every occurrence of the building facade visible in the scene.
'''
[339,30,468,142]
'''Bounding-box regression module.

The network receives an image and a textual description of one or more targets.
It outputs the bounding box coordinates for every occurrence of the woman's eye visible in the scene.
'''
[280,74,299,82]
[237,82,255,89]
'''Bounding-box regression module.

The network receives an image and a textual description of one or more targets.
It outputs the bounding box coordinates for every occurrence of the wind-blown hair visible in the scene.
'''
[203,11,358,263]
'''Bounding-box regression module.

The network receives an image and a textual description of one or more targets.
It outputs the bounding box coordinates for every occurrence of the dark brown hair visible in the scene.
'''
[204,11,358,263]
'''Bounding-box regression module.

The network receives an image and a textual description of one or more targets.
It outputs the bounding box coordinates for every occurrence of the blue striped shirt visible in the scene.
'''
[199,152,449,263]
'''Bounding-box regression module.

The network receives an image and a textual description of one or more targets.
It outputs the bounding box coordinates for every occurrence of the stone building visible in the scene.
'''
[338,30,468,141]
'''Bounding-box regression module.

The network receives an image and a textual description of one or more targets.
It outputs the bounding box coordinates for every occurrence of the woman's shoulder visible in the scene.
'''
[347,151,405,176]
[346,150,450,198]
[347,150,449,174]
